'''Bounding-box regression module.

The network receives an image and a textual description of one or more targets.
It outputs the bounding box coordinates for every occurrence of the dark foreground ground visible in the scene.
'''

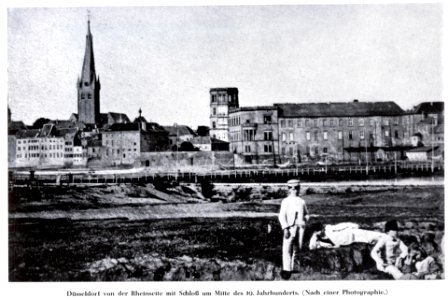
[9,185,444,281]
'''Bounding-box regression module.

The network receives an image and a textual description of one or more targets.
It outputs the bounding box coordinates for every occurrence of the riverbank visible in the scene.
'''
[9,184,444,281]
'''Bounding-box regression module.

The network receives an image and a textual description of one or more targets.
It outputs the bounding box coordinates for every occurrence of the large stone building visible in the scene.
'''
[101,116,170,166]
[275,101,409,163]
[228,106,279,164]
[209,87,239,142]
[77,18,101,125]
[212,88,444,164]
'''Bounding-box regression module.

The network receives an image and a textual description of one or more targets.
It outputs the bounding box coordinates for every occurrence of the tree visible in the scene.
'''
[31,118,51,129]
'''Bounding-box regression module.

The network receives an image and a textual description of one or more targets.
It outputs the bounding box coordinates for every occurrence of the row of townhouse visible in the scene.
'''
[212,87,444,164]
[10,124,85,168]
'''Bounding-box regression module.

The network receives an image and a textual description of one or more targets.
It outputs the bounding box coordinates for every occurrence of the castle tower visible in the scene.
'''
[77,16,101,125]
[209,87,239,142]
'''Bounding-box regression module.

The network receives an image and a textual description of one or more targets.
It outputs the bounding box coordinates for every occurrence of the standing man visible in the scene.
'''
[278,179,309,279]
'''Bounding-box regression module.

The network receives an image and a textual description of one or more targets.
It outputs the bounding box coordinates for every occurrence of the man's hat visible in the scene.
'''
[287,179,301,187]
[385,220,399,232]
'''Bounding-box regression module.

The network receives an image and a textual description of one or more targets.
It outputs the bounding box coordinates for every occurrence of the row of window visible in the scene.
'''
[280,117,406,128]
[17,144,64,151]
[105,140,138,147]
[80,92,93,100]
[243,144,273,153]
[211,94,234,103]
[17,152,67,159]
[18,139,61,144]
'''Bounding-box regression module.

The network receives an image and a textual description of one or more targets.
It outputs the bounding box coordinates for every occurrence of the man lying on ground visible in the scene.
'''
[309,222,386,250]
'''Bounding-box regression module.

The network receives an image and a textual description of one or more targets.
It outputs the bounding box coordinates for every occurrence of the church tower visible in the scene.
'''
[77,16,101,125]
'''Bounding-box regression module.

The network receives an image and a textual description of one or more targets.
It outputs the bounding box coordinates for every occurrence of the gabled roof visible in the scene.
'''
[413,102,444,114]
[57,128,79,139]
[16,129,41,139]
[38,124,56,137]
[274,101,405,118]
[107,112,130,123]
[163,125,197,136]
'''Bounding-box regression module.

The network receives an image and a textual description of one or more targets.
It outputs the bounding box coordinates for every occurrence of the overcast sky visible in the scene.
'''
[7,4,442,128]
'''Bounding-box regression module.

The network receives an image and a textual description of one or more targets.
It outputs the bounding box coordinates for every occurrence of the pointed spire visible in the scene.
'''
[81,11,96,84]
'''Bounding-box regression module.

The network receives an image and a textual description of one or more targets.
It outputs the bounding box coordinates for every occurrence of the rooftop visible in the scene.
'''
[274,101,405,118]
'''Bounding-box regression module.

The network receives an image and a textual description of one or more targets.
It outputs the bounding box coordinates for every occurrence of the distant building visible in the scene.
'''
[162,125,197,148]
[101,117,169,165]
[228,106,279,164]
[13,124,84,168]
[191,136,229,152]
[406,146,441,161]
[275,101,408,162]
[209,87,239,142]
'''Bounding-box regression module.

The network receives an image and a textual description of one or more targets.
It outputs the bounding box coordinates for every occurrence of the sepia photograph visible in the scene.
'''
[6,2,444,286]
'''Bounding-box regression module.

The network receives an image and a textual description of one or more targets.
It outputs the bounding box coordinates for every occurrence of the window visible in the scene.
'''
[88,93,92,99]
[288,120,293,127]
[244,129,255,141]
[394,118,399,126]
[282,133,286,142]
[348,118,354,126]
[385,130,389,137]
[370,119,375,127]
[323,147,328,153]
[17,146,21,151]
[330,119,335,127]
[370,132,374,139]
[349,131,353,140]
[280,120,285,127]
[212,121,216,129]
[305,119,310,127]
[395,130,399,138]
[289,147,293,156]
[81,93,85,99]
[289,132,294,141]
[212,108,216,116]
[306,131,311,141]
[244,145,251,153]
[264,145,273,153]
[359,119,365,127]
[314,131,318,141]
[297,119,302,127]
[339,119,343,126]
[282,147,286,155]
[263,115,272,124]
[384,119,390,126]
[338,131,343,140]
[323,119,328,127]
[264,131,273,141]
[323,131,328,140]
[360,131,365,139]
[314,119,318,127]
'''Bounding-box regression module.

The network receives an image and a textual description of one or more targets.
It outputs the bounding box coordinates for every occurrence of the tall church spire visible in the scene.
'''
[77,13,101,125]
[81,14,96,84]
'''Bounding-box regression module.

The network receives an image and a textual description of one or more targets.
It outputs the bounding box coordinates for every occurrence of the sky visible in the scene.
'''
[7,4,443,128]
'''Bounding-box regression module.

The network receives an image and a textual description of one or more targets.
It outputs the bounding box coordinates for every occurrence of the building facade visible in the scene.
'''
[209,87,239,142]
[228,106,279,164]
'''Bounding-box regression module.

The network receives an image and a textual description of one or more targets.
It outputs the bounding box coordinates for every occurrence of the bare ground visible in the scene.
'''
[8,184,444,281]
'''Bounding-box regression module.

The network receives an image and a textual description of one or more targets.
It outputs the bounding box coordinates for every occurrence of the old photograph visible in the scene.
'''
[7,4,444,283]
